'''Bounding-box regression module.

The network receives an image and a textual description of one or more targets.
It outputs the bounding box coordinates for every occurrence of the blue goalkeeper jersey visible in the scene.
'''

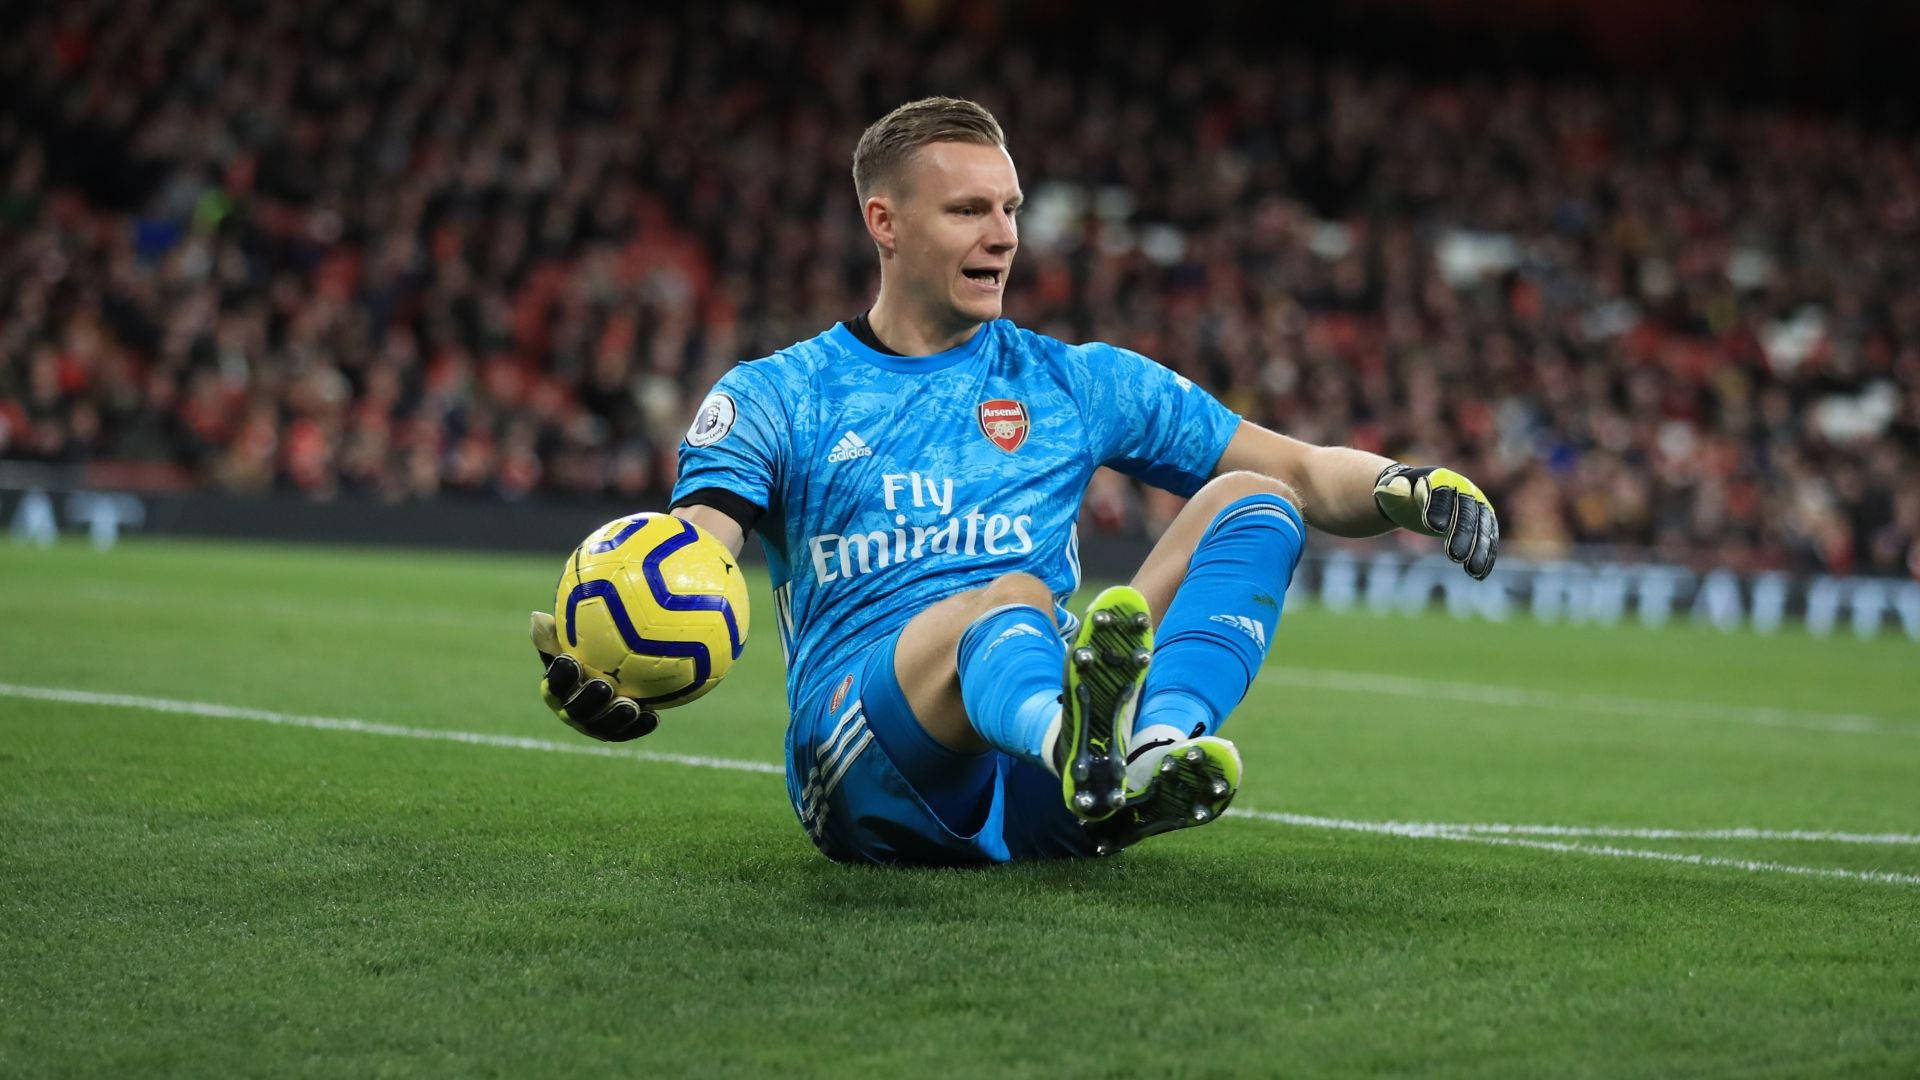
[670,318,1241,720]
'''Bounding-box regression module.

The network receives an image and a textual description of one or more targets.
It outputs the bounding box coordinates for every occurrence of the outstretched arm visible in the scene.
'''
[1214,422,1395,538]
[1213,419,1499,579]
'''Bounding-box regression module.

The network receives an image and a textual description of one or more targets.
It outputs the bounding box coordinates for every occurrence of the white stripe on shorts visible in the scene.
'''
[801,705,870,828]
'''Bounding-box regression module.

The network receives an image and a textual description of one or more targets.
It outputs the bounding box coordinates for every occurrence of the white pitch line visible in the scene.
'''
[1418,822,1920,846]
[0,683,782,776]
[1232,810,1920,886]
[1259,665,1905,736]
[1243,811,1920,847]
[1436,833,1920,888]
[4,682,1915,887]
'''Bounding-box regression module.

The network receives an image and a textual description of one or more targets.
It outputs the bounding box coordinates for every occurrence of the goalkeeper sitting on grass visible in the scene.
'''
[531,97,1498,865]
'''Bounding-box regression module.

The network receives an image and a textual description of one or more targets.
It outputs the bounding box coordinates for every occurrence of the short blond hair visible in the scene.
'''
[851,97,1006,202]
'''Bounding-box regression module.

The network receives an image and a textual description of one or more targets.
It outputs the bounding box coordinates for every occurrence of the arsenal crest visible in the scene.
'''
[977,399,1030,453]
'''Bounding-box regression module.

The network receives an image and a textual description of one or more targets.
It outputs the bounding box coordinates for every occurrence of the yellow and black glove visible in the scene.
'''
[1373,463,1499,580]
[529,612,659,742]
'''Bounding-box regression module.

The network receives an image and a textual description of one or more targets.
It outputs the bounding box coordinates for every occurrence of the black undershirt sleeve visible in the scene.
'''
[670,487,765,535]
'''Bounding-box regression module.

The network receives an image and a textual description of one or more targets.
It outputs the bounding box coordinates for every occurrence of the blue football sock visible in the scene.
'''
[1137,493,1305,740]
[956,603,1065,772]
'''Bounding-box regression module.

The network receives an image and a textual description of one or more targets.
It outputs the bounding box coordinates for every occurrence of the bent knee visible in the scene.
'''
[1193,470,1302,516]
[975,571,1056,618]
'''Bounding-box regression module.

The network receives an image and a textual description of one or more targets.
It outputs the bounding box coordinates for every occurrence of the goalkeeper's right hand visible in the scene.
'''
[528,612,660,742]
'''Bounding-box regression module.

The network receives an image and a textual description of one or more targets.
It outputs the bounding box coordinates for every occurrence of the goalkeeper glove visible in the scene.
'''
[528,611,660,742]
[1373,463,1500,580]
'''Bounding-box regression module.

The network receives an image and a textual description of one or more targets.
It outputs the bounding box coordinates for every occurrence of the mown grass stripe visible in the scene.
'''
[1260,665,1903,735]
[6,681,1914,887]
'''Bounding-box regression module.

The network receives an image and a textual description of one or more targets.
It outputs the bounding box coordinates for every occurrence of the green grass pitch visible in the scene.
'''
[2,537,1917,1077]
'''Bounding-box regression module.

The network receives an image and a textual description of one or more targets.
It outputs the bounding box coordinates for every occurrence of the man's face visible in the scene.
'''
[880,141,1022,327]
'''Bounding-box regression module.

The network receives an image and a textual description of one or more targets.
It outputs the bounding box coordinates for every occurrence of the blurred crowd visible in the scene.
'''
[3,0,1917,577]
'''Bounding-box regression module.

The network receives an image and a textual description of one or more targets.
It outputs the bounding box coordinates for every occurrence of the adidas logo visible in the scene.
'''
[1209,613,1268,649]
[827,431,873,463]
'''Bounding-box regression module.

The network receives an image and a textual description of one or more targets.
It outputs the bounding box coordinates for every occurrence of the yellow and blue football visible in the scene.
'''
[553,513,749,708]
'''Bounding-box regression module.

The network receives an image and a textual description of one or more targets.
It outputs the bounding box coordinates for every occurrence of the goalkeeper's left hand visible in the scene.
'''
[528,612,660,742]
[1373,463,1500,580]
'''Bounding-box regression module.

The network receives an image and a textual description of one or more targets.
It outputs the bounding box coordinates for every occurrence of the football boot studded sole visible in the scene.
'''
[1059,586,1154,822]
[1086,736,1242,857]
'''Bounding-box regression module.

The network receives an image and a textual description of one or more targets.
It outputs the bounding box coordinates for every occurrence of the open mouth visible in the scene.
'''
[962,268,1003,287]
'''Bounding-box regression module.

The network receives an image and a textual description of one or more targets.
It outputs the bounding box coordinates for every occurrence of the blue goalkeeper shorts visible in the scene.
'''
[785,625,1097,866]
